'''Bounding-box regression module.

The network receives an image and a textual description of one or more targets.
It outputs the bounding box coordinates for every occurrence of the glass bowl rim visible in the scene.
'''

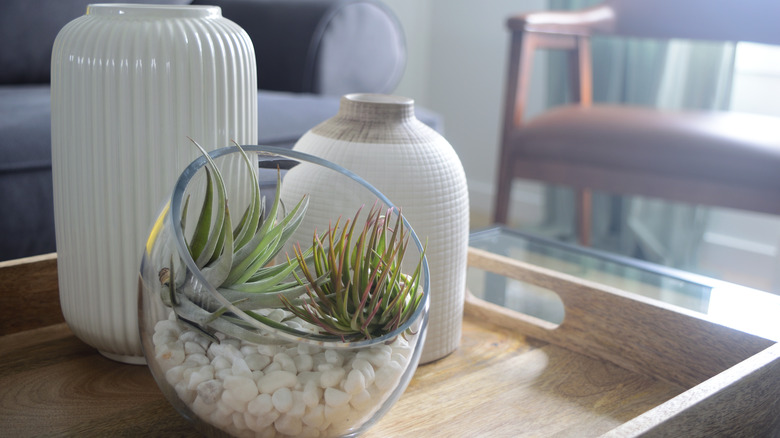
[166,144,431,348]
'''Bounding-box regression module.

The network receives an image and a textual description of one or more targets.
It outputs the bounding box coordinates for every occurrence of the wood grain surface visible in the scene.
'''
[0,253,63,335]
[367,316,683,437]
[0,323,195,437]
[1,250,777,437]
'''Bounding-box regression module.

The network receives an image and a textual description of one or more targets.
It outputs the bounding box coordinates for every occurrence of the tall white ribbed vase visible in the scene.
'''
[51,4,257,364]
[285,94,469,363]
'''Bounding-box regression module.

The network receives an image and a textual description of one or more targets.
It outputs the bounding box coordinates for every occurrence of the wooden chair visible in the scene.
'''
[494,0,780,246]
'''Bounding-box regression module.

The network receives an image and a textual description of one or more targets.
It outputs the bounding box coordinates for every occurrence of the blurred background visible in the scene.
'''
[382,0,780,295]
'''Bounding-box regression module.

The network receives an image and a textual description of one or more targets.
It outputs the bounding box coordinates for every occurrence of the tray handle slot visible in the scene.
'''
[466,247,775,388]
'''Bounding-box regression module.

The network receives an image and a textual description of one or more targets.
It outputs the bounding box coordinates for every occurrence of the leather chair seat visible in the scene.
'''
[512,105,780,192]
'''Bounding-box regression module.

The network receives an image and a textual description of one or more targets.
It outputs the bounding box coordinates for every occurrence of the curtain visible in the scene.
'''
[541,0,736,269]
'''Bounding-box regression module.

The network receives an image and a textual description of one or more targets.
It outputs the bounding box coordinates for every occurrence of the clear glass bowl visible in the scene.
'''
[139,146,429,437]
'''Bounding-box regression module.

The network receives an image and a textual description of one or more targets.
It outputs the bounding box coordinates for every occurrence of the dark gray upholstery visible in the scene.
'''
[0,0,442,261]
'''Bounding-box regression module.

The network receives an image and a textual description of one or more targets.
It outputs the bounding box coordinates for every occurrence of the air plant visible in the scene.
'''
[281,203,425,341]
[157,142,425,344]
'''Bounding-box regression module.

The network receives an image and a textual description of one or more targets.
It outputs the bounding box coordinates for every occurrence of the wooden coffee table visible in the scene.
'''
[1,232,778,436]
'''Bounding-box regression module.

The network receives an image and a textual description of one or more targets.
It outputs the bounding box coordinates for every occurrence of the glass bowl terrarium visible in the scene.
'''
[138,145,429,437]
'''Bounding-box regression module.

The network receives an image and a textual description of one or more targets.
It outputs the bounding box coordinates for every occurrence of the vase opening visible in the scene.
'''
[338,93,415,125]
[344,93,413,106]
[86,4,221,19]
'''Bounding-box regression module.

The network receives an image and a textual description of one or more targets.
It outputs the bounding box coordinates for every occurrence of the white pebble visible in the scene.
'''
[165,365,186,386]
[197,379,223,405]
[210,342,242,362]
[288,391,306,417]
[187,366,214,390]
[374,361,403,391]
[275,414,303,436]
[257,344,279,356]
[210,403,234,428]
[184,353,209,367]
[302,404,325,428]
[257,370,297,394]
[324,349,343,366]
[324,387,351,407]
[320,367,346,388]
[324,403,352,431]
[294,353,314,372]
[247,393,273,416]
[357,348,391,368]
[299,425,321,438]
[272,387,293,413]
[245,353,271,371]
[222,389,249,412]
[223,375,259,402]
[175,380,195,404]
[192,396,218,417]
[298,344,321,355]
[185,341,206,355]
[216,368,232,381]
[392,352,408,364]
[351,358,375,386]
[303,380,322,407]
[240,345,257,356]
[254,409,280,430]
[231,358,252,378]
[212,355,231,370]
[263,362,282,373]
[251,370,264,383]
[343,369,366,395]
[297,371,321,387]
[152,331,176,347]
[274,352,297,373]
[350,389,371,409]
[156,341,185,370]
[233,411,248,431]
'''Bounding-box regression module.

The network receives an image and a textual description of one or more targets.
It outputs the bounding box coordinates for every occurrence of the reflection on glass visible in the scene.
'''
[467,227,780,341]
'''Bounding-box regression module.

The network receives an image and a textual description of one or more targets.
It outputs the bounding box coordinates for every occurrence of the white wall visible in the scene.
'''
[382,0,547,225]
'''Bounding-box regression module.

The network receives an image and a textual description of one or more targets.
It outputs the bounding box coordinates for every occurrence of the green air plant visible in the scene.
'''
[281,203,425,341]
[158,142,425,343]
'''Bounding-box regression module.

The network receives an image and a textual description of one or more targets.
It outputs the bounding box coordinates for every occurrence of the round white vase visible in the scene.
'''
[50,4,257,364]
[284,94,469,363]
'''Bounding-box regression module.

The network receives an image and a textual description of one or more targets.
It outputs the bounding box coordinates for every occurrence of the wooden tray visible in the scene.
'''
[1,251,778,437]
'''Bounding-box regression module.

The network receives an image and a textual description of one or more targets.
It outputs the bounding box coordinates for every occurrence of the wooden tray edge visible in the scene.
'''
[466,247,775,388]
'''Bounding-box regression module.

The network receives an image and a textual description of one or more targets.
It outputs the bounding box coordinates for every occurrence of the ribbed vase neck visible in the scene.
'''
[86,4,221,19]
[337,94,415,124]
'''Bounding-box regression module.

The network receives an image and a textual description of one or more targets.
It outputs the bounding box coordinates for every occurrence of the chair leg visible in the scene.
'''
[576,188,592,246]
[493,157,513,225]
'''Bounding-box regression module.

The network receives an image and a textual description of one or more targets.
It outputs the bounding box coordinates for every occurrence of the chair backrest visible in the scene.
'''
[606,0,780,46]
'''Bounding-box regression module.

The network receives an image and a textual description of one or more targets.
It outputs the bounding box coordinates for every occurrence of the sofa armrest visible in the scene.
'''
[196,0,406,96]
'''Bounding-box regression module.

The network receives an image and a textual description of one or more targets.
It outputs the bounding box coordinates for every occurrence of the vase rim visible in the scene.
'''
[344,93,413,106]
[86,4,221,19]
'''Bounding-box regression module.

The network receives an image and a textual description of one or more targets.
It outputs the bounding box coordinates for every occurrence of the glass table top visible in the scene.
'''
[467,226,780,342]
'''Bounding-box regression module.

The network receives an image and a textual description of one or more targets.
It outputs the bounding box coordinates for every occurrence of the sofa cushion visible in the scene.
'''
[0,85,55,259]
[198,0,405,96]
[0,0,191,85]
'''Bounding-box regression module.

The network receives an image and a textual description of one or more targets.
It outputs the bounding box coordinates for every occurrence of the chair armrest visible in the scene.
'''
[193,0,406,96]
[508,4,615,37]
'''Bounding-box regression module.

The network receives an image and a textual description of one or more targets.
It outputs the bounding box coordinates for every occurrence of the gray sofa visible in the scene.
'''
[0,0,441,261]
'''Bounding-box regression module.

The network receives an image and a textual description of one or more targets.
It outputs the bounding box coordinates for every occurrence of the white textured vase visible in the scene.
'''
[285,94,469,363]
[50,4,257,364]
